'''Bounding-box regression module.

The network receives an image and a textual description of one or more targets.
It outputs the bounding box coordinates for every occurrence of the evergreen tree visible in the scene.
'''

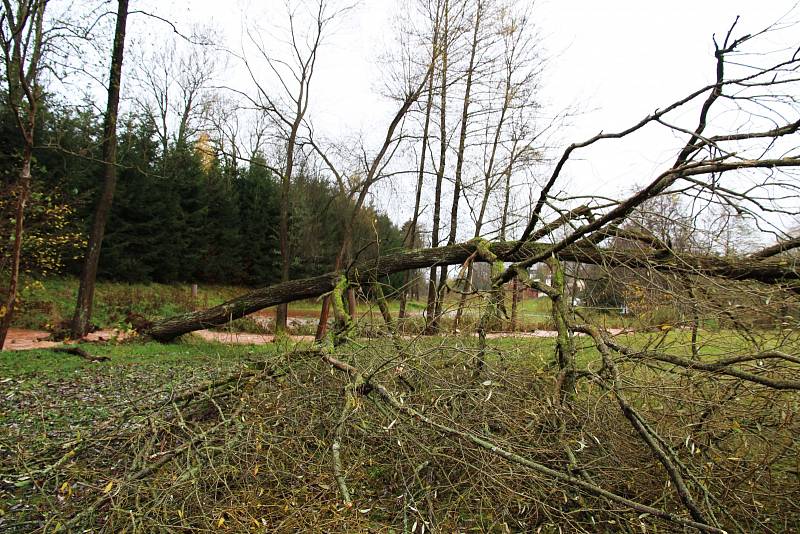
[100,119,170,281]
[199,158,242,282]
[1,99,406,288]
[237,155,281,285]
[163,142,208,282]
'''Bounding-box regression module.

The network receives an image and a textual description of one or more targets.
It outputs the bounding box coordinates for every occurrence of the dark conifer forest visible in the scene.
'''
[0,95,405,285]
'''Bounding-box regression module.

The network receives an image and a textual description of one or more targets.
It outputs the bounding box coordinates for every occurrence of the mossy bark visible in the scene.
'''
[547,257,576,403]
[145,239,800,342]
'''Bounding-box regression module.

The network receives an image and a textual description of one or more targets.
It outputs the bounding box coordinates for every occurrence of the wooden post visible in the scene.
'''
[511,277,520,332]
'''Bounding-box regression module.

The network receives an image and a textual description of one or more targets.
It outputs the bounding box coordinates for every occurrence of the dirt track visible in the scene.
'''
[2,328,131,351]
[3,326,627,351]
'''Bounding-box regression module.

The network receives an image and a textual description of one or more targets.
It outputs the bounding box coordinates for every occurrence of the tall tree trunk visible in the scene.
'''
[276,115,304,333]
[436,0,482,328]
[314,295,332,340]
[453,76,515,331]
[275,148,292,333]
[548,257,576,403]
[275,211,290,333]
[426,0,449,334]
[500,161,512,241]
[398,271,411,320]
[346,287,357,320]
[70,0,129,338]
[399,57,437,320]
[0,146,32,350]
[0,0,47,350]
[498,143,515,331]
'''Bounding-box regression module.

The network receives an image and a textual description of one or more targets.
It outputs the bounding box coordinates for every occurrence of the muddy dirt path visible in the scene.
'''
[3,326,627,351]
[2,328,139,351]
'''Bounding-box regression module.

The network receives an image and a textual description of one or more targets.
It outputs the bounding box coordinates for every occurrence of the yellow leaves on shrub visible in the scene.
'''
[58,481,72,498]
[0,191,85,276]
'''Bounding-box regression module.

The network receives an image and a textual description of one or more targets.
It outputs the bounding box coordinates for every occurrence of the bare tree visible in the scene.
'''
[132,27,219,156]
[399,0,443,319]
[453,2,542,330]
[309,30,441,341]
[70,0,129,338]
[0,0,49,349]
[424,0,452,333]
[433,0,489,330]
[242,0,344,333]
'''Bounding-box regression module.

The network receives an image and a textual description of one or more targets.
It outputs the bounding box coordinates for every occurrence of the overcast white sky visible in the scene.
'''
[534,1,798,195]
[135,0,799,233]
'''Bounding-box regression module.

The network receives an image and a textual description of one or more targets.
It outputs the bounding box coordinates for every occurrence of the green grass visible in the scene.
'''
[515,296,551,315]
[0,338,287,378]
[0,334,558,380]
[13,276,251,331]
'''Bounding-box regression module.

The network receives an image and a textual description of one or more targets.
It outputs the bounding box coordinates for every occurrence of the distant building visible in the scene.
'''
[194,132,215,172]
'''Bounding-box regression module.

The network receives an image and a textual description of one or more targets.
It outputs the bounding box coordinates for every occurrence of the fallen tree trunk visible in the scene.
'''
[144,238,799,342]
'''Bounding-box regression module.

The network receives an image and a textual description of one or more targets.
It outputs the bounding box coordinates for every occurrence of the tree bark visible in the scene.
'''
[426,0,449,333]
[510,276,519,332]
[436,0,481,323]
[144,238,800,342]
[275,120,300,334]
[70,0,129,338]
[0,146,32,350]
[271,5,324,334]
[0,0,48,350]
[314,295,332,340]
[547,257,576,403]
[399,14,439,320]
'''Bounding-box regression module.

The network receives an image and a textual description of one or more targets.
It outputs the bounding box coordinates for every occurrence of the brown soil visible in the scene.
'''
[3,326,628,351]
[3,328,59,351]
[253,307,387,319]
[192,330,316,344]
[2,328,136,351]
